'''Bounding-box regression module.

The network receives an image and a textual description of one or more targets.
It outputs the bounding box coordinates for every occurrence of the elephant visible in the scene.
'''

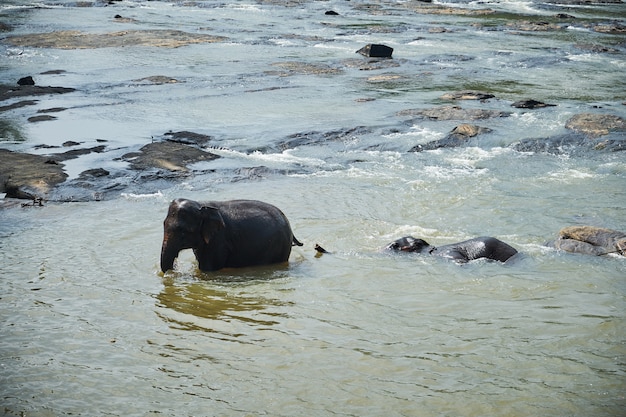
[386,235,518,263]
[160,198,302,272]
[549,225,626,256]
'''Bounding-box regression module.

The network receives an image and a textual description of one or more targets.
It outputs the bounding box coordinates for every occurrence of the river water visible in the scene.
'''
[1,1,625,416]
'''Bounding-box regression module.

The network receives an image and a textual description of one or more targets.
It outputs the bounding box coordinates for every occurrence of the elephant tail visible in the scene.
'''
[292,235,304,246]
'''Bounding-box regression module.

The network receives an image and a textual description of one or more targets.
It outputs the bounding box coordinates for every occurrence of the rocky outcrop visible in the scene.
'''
[356,44,394,58]
[0,149,68,199]
[550,226,626,256]
[410,124,491,152]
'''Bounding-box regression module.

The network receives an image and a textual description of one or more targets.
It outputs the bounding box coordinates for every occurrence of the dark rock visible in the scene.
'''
[50,145,106,162]
[78,168,110,179]
[565,113,626,137]
[325,10,339,16]
[512,132,625,154]
[17,76,35,86]
[511,99,556,109]
[357,44,394,58]
[555,13,576,19]
[121,141,220,172]
[27,115,57,123]
[63,141,81,147]
[410,124,491,152]
[441,91,495,101]
[0,84,76,102]
[163,130,213,146]
[0,149,68,199]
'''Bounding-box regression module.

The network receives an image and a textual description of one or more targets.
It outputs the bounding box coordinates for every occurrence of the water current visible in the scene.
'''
[1,0,625,416]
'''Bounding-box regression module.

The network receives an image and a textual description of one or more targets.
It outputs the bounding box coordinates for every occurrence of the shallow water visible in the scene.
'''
[1,1,625,416]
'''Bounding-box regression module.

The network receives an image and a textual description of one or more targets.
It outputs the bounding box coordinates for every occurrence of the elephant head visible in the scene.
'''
[160,198,225,272]
[386,236,434,253]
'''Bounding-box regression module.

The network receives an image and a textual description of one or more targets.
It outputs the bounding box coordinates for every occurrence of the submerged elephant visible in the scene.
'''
[160,198,302,272]
[386,236,518,263]
[550,225,626,256]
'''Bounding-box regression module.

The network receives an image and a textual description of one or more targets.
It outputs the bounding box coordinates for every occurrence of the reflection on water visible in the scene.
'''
[157,275,293,329]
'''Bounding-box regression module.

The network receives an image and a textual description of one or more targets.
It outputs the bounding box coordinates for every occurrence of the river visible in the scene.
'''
[1,0,625,416]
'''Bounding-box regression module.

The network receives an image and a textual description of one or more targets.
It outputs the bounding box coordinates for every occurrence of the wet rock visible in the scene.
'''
[325,10,339,16]
[5,29,227,49]
[162,130,213,146]
[565,113,626,137]
[512,132,625,154]
[0,84,75,103]
[511,99,556,109]
[592,23,626,34]
[356,44,394,58]
[507,21,563,32]
[397,105,510,121]
[267,61,342,76]
[17,76,35,86]
[441,91,495,101]
[258,126,372,153]
[79,168,110,179]
[0,149,68,199]
[550,225,626,256]
[133,75,179,85]
[28,115,57,123]
[410,124,491,152]
[341,58,401,71]
[121,141,220,172]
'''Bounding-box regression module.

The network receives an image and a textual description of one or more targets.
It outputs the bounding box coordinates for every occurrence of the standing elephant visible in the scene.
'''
[160,198,303,272]
[386,235,518,263]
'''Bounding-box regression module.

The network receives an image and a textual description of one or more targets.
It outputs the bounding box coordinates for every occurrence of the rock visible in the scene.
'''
[133,75,179,85]
[0,84,76,103]
[325,10,339,16]
[162,130,213,146]
[512,132,625,154]
[27,115,57,123]
[410,124,491,152]
[121,141,220,172]
[5,30,227,49]
[511,99,556,109]
[17,76,35,86]
[441,91,495,101]
[356,44,394,58]
[565,113,626,137]
[0,149,68,199]
[267,61,342,76]
[551,226,626,256]
[397,105,510,121]
[78,168,110,179]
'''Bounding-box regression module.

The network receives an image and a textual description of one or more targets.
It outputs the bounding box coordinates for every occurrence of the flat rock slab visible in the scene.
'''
[121,141,220,172]
[0,149,68,199]
[0,85,76,104]
[5,30,227,49]
[565,113,626,137]
[397,105,510,121]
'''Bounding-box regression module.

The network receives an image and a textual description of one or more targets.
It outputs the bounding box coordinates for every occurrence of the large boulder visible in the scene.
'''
[550,226,626,256]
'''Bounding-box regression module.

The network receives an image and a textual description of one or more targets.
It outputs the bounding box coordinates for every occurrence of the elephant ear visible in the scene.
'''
[200,205,225,244]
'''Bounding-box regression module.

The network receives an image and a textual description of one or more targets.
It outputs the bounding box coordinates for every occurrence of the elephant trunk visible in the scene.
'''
[160,236,179,272]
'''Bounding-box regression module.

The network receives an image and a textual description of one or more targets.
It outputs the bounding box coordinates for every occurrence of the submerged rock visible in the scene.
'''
[441,91,495,101]
[5,29,227,49]
[397,105,510,121]
[410,124,491,152]
[17,76,35,86]
[512,132,625,154]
